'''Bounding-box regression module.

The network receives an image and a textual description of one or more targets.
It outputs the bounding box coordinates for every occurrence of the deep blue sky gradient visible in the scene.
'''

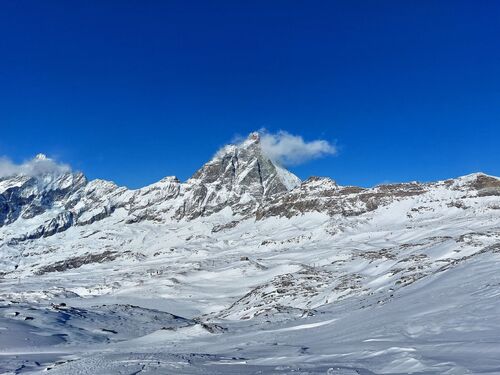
[0,1,499,188]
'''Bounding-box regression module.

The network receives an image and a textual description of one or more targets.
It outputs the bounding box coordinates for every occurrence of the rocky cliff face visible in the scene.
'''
[175,132,301,219]
[0,172,87,228]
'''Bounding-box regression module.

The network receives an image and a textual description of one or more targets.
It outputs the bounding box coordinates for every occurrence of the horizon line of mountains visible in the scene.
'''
[1,132,499,246]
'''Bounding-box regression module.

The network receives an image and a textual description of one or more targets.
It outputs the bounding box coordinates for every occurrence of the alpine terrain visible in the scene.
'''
[1,132,499,374]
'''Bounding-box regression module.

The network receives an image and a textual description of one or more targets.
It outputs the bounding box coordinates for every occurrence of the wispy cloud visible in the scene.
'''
[259,130,336,166]
[0,154,71,178]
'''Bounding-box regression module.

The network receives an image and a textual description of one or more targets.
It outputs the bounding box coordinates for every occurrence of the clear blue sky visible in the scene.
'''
[0,1,498,188]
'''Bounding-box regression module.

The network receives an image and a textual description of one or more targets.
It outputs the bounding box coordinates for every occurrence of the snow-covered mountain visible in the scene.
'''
[0,133,302,244]
[1,133,499,374]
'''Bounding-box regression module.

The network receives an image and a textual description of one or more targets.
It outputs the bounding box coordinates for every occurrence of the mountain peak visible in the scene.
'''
[212,132,262,161]
[248,131,260,142]
[177,132,300,219]
[35,153,48,161]
[192,132,300,190]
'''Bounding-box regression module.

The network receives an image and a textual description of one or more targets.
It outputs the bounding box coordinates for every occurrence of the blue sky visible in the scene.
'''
[0,1,498,188]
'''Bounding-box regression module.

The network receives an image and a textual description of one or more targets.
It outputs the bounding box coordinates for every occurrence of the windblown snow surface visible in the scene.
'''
[0,140,499,374]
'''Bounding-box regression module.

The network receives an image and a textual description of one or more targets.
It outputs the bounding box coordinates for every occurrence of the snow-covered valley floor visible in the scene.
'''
[1,190,500,374]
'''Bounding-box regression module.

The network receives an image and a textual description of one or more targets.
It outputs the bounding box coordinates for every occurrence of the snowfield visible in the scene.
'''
[0,134,499,374]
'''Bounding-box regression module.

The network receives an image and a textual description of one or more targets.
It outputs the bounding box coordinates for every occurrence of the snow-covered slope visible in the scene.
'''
[0,134,499,374]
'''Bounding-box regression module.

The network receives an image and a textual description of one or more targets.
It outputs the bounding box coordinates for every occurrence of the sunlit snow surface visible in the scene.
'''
[1,176,500,374]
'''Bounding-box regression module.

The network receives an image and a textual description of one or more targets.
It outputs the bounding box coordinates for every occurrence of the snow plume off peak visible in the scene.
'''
[0,154,71,178]
[259,130,336,166]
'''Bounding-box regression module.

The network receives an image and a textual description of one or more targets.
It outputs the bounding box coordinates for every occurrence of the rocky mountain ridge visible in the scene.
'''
[0,133,303,239]
[1,133,498,247]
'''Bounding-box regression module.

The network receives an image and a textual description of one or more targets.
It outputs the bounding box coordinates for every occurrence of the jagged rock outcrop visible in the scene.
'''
[451,173,500,196]
[0,172,86,227]
[256,177,427,219]
[174,132,301,219]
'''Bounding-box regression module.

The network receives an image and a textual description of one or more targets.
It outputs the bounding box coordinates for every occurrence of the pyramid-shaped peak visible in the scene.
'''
[189,132,300,194]
[212,132,263,161]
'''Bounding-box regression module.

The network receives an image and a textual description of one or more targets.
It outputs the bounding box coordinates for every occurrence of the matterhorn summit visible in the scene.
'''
[178,132,301,219]
[34,153,48,160]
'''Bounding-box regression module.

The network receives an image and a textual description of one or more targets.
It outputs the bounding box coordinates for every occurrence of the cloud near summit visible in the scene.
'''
[0,154,71,179]
[259,130,337,166]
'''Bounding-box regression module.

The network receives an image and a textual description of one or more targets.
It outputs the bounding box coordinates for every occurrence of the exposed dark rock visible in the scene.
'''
[256,179,426,220]
[0,173,86,227]
[212,220,240,233]
[35,250,121,275]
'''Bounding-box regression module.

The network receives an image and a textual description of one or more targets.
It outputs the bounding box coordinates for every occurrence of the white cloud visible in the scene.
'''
[0,154,71,179]
[259,130,337,166]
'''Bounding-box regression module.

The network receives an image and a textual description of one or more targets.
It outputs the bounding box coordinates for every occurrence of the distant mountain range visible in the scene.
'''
[1,132,499,374]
